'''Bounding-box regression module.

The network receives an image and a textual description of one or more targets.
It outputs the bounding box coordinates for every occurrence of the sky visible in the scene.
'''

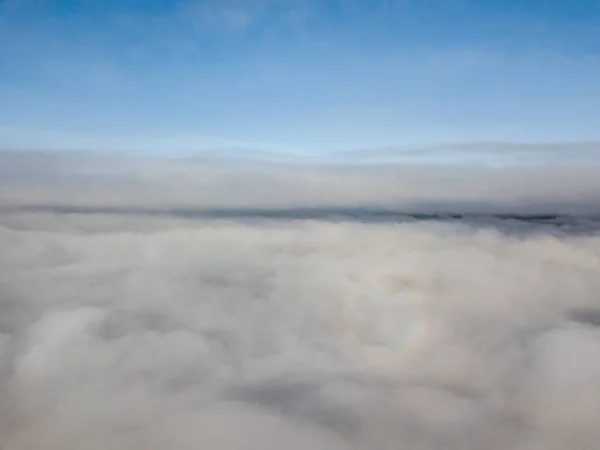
[1,0,600,155]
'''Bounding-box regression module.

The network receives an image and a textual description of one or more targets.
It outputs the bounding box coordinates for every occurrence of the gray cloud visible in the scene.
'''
[1,150,600,449]
[1,149,600,215]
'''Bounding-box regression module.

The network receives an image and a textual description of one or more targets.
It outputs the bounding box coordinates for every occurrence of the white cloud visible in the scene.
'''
[1,152,600,449]
[1,210,600,449]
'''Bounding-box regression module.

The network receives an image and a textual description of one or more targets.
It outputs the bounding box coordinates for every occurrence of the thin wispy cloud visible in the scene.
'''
[339,142,600,166]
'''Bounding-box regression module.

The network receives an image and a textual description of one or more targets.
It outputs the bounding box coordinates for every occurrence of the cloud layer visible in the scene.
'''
[1,149,600,215]
[1,151,600,449]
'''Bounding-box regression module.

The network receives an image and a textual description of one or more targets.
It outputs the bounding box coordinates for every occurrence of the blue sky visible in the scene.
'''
[1,0,599,155]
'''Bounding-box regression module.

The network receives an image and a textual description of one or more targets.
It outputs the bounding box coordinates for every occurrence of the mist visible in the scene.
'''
[1,150,600,450]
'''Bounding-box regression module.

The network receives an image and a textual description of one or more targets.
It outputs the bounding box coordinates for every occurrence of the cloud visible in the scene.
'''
[339,142,600,166]
[1,149,600,215]
[1,151,600,449]
[184,4,254,31]
[0,126,302,156]
[178,0,298,32]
